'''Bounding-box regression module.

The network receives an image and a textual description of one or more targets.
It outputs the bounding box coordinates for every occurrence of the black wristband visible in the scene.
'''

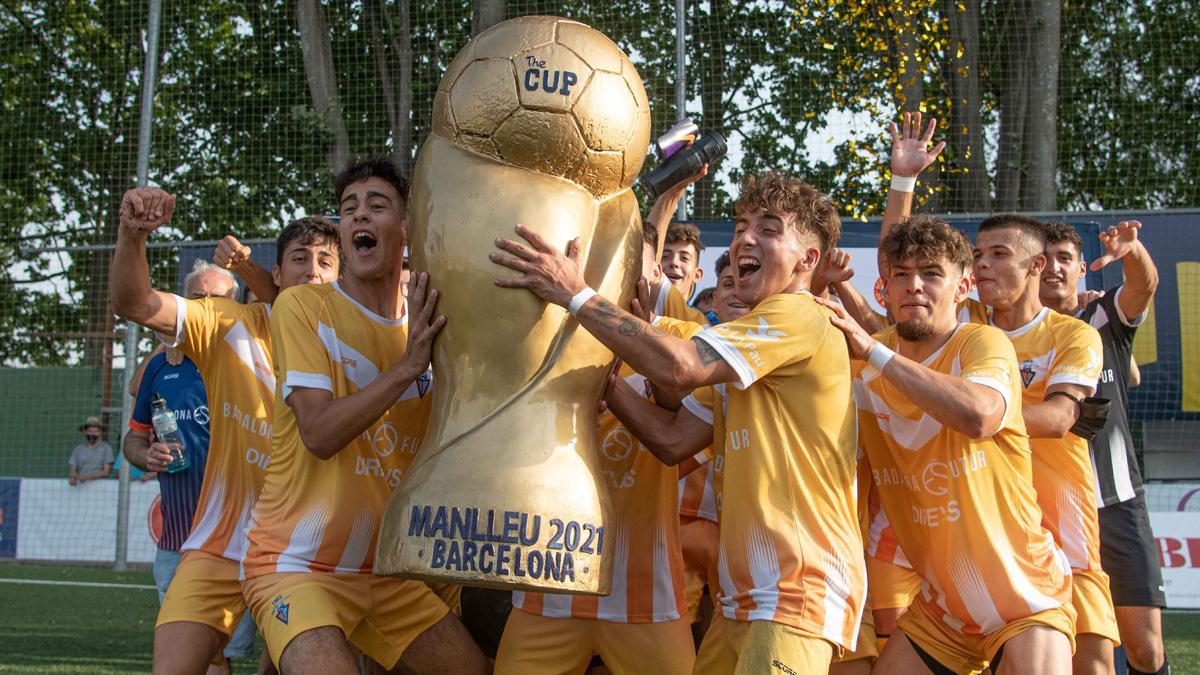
[1044,390,1081,406]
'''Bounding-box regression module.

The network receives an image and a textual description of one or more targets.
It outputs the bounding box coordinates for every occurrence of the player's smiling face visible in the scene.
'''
[338,177,407,282]
[888,255,970,341]
[729,208,817,307]
[712,266,749,323]
[275,240,340,291]
[972,227,1043,309]
[661,241,701,294]
[1041,240,1085,304]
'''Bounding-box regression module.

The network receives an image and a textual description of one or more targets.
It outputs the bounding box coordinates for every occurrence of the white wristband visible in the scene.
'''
[568,287,597,316]
[867,342,896,372]
[890,174,917,193]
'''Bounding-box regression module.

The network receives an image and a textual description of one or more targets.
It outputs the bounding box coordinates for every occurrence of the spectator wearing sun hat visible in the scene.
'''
[68,415,114,486]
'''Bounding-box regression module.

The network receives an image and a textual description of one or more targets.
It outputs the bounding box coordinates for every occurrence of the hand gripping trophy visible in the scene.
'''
[375,16,651,594]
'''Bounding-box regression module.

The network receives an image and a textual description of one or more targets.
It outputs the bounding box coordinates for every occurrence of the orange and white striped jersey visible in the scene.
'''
[514,363,691,623]
[655,281,710,327]
[995,307,1104,572]
[649,311,720,523]
[854,323,1072,636]
[958,297,990,325]
[865,499,912,569]
[514,312,709,623]
[162,296,274,562]
[242,282,432,579]
[694,292,865,649]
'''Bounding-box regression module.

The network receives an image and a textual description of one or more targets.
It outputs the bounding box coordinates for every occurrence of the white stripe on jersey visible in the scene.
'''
[318,322,381,390]
[1055,482,1090,569]
[999,533,1068,615]
[1107,426,1137,503]
[820,549,855,646]
[224,321,276,392]
[744,523,782,622]
[651,522,681,621]
[334,506,376,572]
[594,525,630,620]
[182,480,225,553]
[278,501,331,573]
[861,384,945,451]
[948,550,1005,634]
[222,493,256,562]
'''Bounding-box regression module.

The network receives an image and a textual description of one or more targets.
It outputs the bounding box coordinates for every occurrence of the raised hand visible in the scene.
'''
[214,235,251,269]
[119,187,176,233]
[400,272,447,377]
[818,248,855,287]
[1090,220,1143,271]
[889,111,946,178]
[491,224,588,307]
[815,295,876,360]
[630,277,654,322]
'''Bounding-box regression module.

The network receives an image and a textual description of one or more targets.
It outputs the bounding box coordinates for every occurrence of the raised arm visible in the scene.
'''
[819,297,1005,439]
[214,235,278,302]
[643,162,708,261]
[1090,220,1159,320]
[604,374,712,466]
[881,111,945,237]
[491,225,739,391]
[286,274,444,459]
[110,187,180,335]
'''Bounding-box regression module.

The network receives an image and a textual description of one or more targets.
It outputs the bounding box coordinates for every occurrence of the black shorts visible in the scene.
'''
[1098,494,1167,608]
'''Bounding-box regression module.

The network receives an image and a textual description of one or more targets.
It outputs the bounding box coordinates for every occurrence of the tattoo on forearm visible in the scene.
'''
[618,318,641,336]
[693,337,723,365]
[592,298,621,320]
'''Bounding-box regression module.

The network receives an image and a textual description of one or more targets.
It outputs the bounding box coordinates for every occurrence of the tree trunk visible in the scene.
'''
[994,0,1029,211]
[890,4,941,211]
[368,0,414,175]
[942,0,990,212]
[693,0,727,220]
[296,0,352,175]
[472,0,506,36]
[1021,0,1061,210]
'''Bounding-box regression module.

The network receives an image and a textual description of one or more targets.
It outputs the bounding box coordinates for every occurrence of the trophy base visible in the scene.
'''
[376,440,614,596]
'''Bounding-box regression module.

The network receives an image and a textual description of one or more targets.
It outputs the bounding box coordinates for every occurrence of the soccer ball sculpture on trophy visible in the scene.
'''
[374,16,652,594]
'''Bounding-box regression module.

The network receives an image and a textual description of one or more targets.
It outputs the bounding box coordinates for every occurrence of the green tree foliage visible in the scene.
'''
[2,1,1196,366]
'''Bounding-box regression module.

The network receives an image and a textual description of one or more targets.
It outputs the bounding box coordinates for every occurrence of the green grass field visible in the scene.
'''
[0,561,1196,673]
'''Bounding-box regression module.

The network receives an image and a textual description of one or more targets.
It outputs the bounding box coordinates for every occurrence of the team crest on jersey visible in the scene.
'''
[415,370,432,398]
[1019,360,1037,388]
[271,594,290,625]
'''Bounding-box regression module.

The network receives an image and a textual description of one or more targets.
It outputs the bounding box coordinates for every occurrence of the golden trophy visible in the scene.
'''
[374,16,651,594]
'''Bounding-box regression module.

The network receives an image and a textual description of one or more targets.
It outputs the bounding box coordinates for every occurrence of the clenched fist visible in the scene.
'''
[119,187,176,233]
[213,235,251,270]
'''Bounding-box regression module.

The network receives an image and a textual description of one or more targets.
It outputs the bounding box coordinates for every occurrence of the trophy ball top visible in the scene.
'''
[432,16,652,198]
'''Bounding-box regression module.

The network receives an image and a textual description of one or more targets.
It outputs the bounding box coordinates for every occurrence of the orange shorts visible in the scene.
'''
[155,550,247,640]
[694,613,836,675]
[897,595,1076,675]
[833,608,878,664]
[1072,568,1119,643]
[243,571,449,669]
[494,608,695,675]
[867,556,923,612]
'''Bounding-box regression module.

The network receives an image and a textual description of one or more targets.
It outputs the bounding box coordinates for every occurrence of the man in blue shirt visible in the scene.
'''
[124,261,259,673]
